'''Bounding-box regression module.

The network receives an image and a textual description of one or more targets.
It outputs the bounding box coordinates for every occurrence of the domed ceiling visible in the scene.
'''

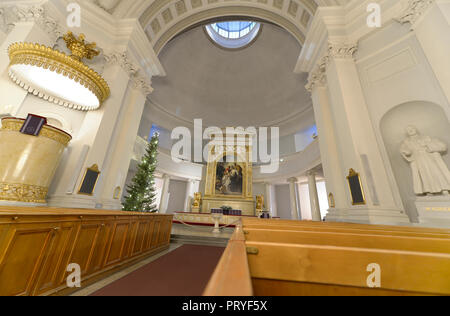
[147,22,313,130]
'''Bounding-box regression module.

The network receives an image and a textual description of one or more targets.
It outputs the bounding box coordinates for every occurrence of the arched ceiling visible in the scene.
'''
[146,22,313,130]
[107,0,351,53]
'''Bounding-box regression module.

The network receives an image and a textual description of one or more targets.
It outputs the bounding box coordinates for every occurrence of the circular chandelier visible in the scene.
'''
[8,32,110,111]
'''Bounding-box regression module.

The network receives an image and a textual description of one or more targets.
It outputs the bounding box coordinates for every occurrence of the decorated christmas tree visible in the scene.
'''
[122,133,159,213]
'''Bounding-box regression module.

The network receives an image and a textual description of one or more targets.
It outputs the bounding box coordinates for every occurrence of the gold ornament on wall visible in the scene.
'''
[8,31,110,111]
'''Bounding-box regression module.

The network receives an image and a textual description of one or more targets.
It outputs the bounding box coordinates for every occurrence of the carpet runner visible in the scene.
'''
[91,244,225,296]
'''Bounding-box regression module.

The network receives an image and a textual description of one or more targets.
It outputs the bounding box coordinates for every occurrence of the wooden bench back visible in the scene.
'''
[205,219,450,296]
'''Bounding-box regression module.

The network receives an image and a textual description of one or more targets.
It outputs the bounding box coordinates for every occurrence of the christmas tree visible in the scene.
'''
[122,133,159,213]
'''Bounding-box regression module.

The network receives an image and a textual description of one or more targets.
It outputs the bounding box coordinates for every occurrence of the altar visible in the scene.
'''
[200,128,256,216]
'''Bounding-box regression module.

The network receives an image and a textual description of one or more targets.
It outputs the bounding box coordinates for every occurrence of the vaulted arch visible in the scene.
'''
[113,0,322,54]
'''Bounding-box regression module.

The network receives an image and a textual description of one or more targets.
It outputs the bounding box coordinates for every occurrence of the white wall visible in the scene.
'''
[275,184,291,219]
[380,101,450,219]
[356,22,450,221]
[253,182,265,198]
[166,179,187,213]
[298,181,329,221]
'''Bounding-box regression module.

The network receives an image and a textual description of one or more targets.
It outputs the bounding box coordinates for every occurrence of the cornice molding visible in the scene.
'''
[104,50,153,95]
[296,0,403,74]
[396,0,435,26]
[0,3,64,42]
[71,0,166,78]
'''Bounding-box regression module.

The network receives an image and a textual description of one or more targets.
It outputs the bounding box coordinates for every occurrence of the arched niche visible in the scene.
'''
[380,101,450,222]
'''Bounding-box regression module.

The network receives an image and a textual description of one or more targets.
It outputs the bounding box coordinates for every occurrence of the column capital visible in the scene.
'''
[306,170,317,177]
[104,51,139,77]
[104,51,153,96]
[306,41,358,92]
[327,41,358,60]
[287,177,298,184]
[306,57,327,92]
[396,0,435,27]
[131,73,153,96]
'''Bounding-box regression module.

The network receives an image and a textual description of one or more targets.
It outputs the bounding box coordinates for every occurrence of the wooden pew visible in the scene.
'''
[0,207,173,296]
[204,219,450,296]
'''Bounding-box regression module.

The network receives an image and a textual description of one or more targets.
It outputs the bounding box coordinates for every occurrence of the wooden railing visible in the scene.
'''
[203,224,253,296]
[0,207,173,296]
[205,218,450,296]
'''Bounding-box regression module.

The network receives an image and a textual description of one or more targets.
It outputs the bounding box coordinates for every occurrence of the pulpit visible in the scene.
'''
[0,117,71,204]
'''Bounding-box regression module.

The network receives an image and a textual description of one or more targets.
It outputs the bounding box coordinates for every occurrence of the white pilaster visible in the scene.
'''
[288,177,300,220]
[159,174,171,213]
[97,82,150,209]
[398,0,450,104]
[265,183,277,217]
[307,171,322,222]
[184,179,195,212]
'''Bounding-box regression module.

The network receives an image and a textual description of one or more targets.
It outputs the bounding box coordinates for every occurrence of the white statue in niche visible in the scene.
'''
[400,126,450,196]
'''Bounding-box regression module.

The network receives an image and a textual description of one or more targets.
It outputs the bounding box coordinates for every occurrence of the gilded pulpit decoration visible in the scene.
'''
[0,117,72,204]
[8,31,110,111]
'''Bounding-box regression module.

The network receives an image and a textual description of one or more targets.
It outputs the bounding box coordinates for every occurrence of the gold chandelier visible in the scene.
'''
[8,32,110,111]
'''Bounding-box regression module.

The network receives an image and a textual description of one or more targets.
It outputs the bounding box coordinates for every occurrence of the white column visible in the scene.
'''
[398,0,450,104]
[307,66,348,210]
[307,171,322,222]
[320,42,409,225]
[159,174,170,213]
[265,183,277,217]
[97,82,150,209]
[184,179,195,212]
[288,178,300,220]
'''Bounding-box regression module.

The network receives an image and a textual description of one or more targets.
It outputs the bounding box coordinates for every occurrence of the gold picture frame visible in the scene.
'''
[78,164,101,196]
[113,186,122,200]
[328,193,336,208]
[347,168,366,206]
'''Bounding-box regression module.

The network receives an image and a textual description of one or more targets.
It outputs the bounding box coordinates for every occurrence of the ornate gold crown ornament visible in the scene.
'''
[8,32,110,111]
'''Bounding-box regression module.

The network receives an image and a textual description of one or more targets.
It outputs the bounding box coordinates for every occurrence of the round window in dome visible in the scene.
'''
[205,21,261,50]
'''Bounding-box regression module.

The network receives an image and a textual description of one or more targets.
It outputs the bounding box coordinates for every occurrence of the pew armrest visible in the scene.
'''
[203,226,253,296]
